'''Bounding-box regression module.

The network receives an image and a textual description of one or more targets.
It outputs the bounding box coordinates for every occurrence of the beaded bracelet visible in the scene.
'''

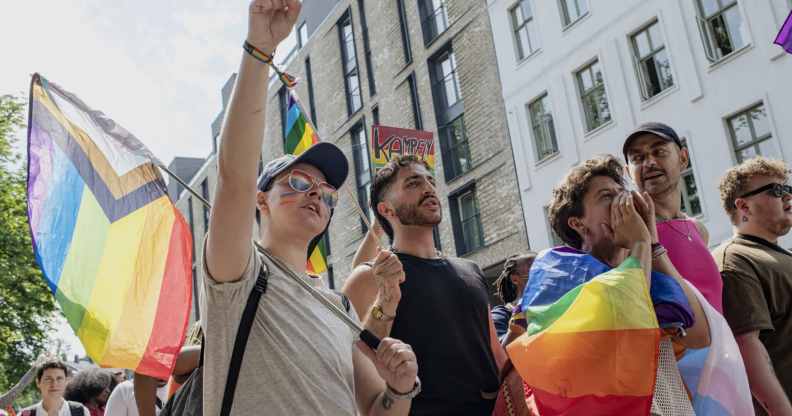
[243,40,297,88]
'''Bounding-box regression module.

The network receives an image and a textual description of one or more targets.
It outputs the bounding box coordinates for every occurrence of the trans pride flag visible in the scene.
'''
[26,74,192,378]
[283,90,328,274]
[508,247,752,415]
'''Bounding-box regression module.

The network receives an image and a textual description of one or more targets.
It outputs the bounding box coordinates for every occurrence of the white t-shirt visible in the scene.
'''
[21,400,89,416]
[104,380,167,416]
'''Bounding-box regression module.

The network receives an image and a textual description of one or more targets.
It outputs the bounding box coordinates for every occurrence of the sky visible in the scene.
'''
[1,0,298,165]
[2,0,298,360]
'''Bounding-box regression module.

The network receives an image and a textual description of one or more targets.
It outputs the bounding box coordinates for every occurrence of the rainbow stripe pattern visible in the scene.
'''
[26,74,192,378]
[507,256,660,415]
[283,90,327,274]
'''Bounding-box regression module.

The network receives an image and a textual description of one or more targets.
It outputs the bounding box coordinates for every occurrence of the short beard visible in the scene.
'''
[394,199,441,228]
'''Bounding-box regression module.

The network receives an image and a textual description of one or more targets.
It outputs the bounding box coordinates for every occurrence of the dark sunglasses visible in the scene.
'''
[739,183,792,199]
[275,169,339,208]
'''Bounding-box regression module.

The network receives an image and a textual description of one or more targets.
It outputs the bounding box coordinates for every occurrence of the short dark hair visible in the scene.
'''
[547,155,624,249]
[370,155,433,241]
[36,358,69,382]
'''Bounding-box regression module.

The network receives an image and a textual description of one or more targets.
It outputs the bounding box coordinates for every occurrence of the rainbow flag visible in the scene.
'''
[507,256,660,414]
[283,90,327,274]
[26,74,192,378]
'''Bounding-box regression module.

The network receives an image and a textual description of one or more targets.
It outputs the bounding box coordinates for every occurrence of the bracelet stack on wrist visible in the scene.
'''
[385,377,421,401]
[651,242,667,259]
[243,40,297,88]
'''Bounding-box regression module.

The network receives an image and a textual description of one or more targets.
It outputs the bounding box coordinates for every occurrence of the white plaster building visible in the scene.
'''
[487,0,792,249]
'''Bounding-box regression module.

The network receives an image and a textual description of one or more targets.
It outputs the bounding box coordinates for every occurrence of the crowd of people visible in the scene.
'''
[13,1,791,415]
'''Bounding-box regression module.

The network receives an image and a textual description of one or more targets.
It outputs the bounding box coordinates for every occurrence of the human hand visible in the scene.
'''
[632,191,658,243]
[372,248,404,315]
[357,337,418,394]
[608,192,651,249]
[247,0,302,54]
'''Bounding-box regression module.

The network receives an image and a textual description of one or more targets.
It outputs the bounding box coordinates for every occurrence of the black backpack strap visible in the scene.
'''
[68,401,83,416]
[332,290,352,313]
[219,255,269,416]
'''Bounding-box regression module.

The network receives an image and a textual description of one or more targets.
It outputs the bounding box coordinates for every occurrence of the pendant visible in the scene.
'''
[688,235,693,241]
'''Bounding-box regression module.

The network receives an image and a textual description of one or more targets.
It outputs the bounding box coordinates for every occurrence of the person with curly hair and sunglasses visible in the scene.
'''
[712,156,792,416]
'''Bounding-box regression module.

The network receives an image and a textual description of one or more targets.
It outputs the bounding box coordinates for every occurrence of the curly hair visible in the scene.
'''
[493,252,537,304]
[547,155,625,249]
[370,155,433,241]
[719,156,790,224]
[64,368,113,405]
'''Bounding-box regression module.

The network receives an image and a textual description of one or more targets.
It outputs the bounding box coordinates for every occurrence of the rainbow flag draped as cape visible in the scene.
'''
[510,247,753,415]
[507,256,660,414]
[283,90,327,274]
[26,74,192,378]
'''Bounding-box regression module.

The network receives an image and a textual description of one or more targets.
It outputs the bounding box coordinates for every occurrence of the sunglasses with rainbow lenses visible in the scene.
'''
[277,168,339,208]
[739,183,792,199]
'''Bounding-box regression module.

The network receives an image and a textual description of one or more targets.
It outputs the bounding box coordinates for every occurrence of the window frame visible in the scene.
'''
[575,59,612,132]
[305,57,318,126]
[419,0,449,45]
[726,103,775,163]
[509,0,540,61]
[449,183,485,255]
[201,179,210,231]
[338,10,363,116]
[677,139,703,217]
[357,0,376,97]
[560,0,589,28]
[526,92,559,162]
[350,121,373,232]
[429,47,470,180]
[629,19,675,100]
[398,0,414,64]
[694,0,747,63]
[407,72,423,130]
[297,22,308,48]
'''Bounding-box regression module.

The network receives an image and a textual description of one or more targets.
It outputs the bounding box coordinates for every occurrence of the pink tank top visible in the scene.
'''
[657,219,723,313]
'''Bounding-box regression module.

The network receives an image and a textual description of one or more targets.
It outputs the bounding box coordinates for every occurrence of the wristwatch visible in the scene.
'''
[371,304,396,321]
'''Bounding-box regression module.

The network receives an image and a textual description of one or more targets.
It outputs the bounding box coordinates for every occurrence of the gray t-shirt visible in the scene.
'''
[200,240,359,415]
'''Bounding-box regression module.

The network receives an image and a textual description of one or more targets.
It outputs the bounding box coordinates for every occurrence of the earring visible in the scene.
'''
[742,216,748,223]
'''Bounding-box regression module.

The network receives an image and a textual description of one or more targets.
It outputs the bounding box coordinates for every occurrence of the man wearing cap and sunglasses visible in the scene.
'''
[712,157,792,416]
[623,122,725,313]
[200,1,419,415]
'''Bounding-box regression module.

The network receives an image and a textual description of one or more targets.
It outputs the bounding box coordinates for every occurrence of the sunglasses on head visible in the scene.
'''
[739,183,792,199]
[276,168,339,208]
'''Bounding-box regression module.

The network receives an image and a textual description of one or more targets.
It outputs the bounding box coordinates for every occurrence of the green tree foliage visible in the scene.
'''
[0,94,57,406]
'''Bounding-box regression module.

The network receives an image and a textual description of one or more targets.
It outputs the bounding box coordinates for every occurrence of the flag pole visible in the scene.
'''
[156,164,381,350]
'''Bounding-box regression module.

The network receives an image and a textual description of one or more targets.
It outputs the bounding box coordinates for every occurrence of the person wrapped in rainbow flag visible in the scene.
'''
[502,155,752,416]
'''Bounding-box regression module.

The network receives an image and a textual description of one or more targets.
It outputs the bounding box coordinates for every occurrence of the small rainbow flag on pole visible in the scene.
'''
[507,256,660,414]
[283,90,327,274]
[26,74,192,378]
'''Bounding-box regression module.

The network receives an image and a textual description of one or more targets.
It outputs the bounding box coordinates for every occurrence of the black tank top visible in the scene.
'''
[391,252,499,416]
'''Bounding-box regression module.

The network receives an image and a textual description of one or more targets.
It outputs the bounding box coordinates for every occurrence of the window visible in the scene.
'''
[358,0,376,96]
[576,60,611,132]
[305,57,318,126]
[201,180,210,231]
[631,20,674,100]
[407,73,423,129]
[430,48,469,180]
[297,22,308,48]
[450,185,485,255]
[544,206,565,247]
[678,140,702,217]
[398,0,413,64]
[527,93,558,161]
[727,103,780,163]
[351,123,372,232]
[440,116,471,179]
[560,0,588,27]
[695,0,747,62]
[510,0,540,60]
[338,11,362,115]
[419,0,449,45]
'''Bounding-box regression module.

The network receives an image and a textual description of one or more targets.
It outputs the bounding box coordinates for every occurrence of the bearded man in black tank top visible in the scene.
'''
[343,155,505,415]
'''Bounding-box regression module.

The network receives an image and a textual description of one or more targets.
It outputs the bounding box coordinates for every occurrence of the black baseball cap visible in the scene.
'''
[257,142,349,192]
[622,122,683,162]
